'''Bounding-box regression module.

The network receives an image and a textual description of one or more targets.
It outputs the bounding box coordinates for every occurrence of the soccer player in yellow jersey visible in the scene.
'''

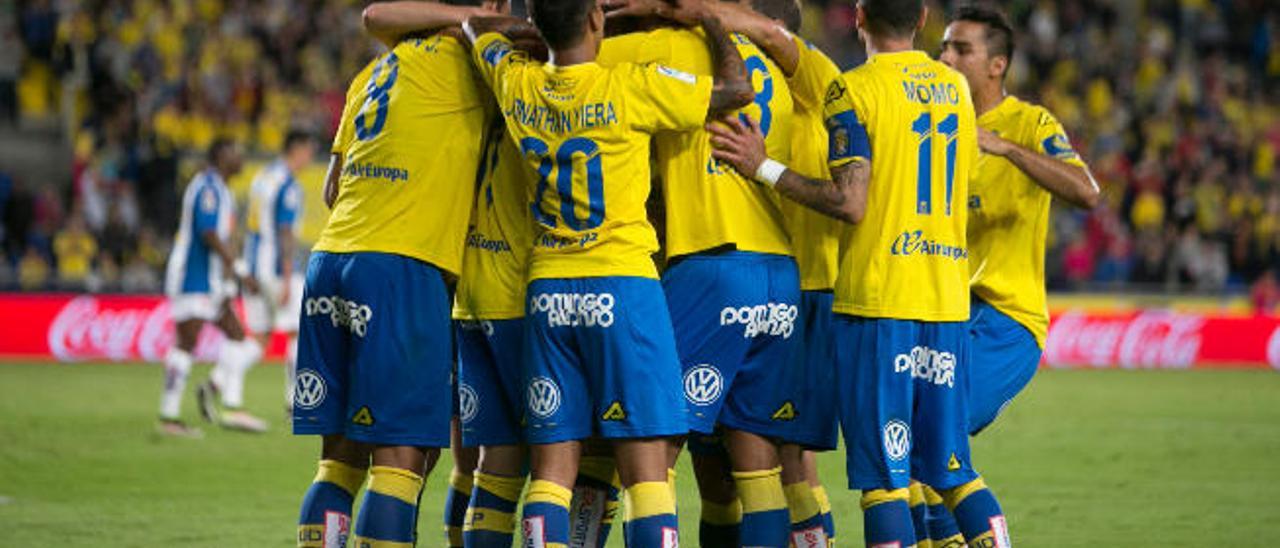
[292,2,494,546]
[923,5,1099,546]
[710,1,1013,546]
[593,3,802,545]
[459,0,753,543]
[683,2,847,543]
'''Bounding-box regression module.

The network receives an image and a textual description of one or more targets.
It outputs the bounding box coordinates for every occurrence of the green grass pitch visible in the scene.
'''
[0,362,1277,546]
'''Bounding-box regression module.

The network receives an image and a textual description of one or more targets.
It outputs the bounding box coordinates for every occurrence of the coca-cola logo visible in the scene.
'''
[1267,326,1280,371]
[1045,311,1203,369]
[47,296,223,362]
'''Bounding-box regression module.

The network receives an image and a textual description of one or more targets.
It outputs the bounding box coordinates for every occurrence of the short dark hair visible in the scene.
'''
[954,3,1015,62]
[283,129,315,152]
[858,0,923,39]
[529,0,595,50]
[207,138,235,165]
[751,0,802,33]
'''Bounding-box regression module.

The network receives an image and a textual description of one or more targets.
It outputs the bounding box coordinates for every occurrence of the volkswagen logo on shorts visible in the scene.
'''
[683,364,723,406]
[294,369,326,410]
[458,383,480,424]
[883,419,911,461]
[527,377,562,419]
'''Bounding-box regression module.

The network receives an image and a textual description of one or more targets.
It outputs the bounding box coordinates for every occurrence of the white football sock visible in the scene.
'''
[160,348,194,419]
[216,339,262,409]
[284,334,298,407]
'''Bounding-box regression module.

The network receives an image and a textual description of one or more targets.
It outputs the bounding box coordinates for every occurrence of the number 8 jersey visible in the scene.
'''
[314,35,488,275]
[469,32,713,281]
[824,51,978,322]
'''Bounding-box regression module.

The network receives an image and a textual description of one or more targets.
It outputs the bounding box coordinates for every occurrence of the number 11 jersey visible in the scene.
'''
[315,35,488,276]
[470,32,713,281]
[824,50,978,322]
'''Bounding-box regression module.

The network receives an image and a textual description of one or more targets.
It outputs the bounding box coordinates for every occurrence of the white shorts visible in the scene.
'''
[170,291,230,323]
[244,273,304,334]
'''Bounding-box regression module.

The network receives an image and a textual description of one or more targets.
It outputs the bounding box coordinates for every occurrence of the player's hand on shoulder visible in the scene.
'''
[707,114,768,181]
[978,127,1014,157]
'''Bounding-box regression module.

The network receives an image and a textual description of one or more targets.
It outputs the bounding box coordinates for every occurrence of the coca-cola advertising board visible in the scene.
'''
[0,293,289,362]
[0,293,1278,369]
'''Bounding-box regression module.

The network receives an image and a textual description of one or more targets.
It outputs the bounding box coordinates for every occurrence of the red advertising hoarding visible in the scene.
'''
[0,293,288,362]
[0,293,1277,369]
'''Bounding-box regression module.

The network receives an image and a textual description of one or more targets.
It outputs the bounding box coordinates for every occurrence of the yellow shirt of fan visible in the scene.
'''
[597,28,793,260]
[454,121,536,320]
[315,35,487,276]
[471,32,713,280]
[969,96,1086,347]
[825,50,978,322]
[781,35,843,290]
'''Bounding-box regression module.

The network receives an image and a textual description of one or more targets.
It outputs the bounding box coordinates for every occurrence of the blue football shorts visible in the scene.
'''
[456,318,526,447]
[522,276,687,444]
[291,251,452,447]
[832,315,979,490]
[661,250,802,441]
[967,298,1042,434]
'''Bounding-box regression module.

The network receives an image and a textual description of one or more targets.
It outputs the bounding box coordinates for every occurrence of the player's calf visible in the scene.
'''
[939,477,1010,548]
[569,453,621,548]
[922,484,964,548]
[724,429,790,548]
[689,439,741,548]
[908,481,933,548]
[781,444,827,547]
[861,487,916,548]
[298,436,370,548]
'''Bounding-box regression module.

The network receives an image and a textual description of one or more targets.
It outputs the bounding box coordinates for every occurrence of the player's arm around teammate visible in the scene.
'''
[694,2,848,543]
[709,112,869,225]
[461,0,754,545]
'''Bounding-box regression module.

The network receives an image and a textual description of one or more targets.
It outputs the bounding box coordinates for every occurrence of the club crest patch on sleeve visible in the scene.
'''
[481,40,513,66]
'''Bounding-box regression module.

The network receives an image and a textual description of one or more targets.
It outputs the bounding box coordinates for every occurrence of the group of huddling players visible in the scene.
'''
[157,0,1100,546]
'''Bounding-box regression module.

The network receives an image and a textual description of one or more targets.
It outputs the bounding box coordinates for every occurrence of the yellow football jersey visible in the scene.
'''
[471,32,713,280]
[453,120,536,320]
[315,35,487,275]
[825,50,978,321]
[597,28,794,260]
[969,96,1086,347]
[781,36,843,290]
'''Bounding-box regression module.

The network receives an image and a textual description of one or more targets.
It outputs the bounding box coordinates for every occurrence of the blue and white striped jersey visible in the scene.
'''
[241,159,302,282]
[165,168,234,295]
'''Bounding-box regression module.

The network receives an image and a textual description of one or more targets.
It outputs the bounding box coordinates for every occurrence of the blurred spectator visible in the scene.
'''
[17,244,48,290]
[52,212,95,289]
[1252,270,1279,314]
[120,254,158,293]
[1094,235,1134,286]
[1062,233,1096,288]
[91,249,118,292]
[0,7,20,125]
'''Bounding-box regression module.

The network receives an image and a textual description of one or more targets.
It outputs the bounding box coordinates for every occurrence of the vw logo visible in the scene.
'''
[294,369,327,410]
[458,383,480,424]
[527,377,562,419]
[683,364,723,406]
[883,419,911,461]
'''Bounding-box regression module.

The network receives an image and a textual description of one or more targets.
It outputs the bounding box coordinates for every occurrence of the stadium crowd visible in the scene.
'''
[0,0,1278,295]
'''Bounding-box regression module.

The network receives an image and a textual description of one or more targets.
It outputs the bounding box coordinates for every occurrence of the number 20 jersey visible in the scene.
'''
[824,51,978,322]
[314,35,488,276]
[470,32,713,281]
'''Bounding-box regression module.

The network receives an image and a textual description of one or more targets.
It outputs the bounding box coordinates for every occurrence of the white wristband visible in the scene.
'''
[233,259,250,278]
[754,158,787,187]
